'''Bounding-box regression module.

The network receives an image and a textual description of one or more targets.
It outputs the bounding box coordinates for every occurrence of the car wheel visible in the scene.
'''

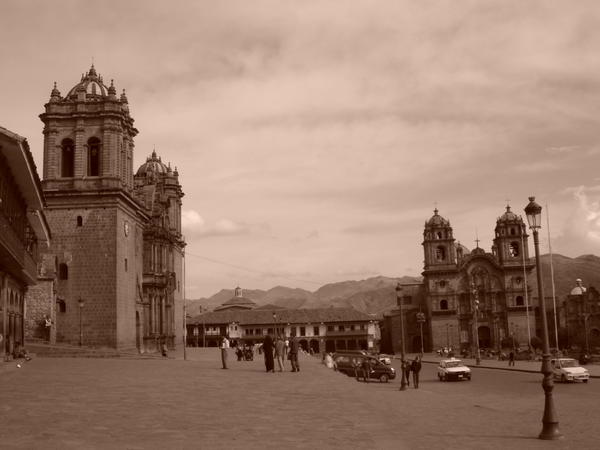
[442,374,447,382]
[379,374,389,383]
[561,375,567,383]
[583,379,589,384]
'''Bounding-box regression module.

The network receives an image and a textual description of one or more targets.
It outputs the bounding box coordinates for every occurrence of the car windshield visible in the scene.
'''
[445,361,463,368]
[559,359,577,368]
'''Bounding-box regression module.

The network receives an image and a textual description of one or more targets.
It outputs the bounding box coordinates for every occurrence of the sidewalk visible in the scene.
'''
[406,352,600,378]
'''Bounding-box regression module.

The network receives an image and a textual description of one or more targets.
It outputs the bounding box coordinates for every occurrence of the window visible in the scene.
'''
[350,324,355,331]
[360,324,366,331]
[61,139,75,177]
[124,258,128,272]
[77,216,83,227]
[338,325,345,332]
[88,137,101,176]
[515,296,524,306]
[440,299,449,310]
[404,296,412,305]
[439,280,446,288]
[509,242,519,257]
[436,246,446,261]
[327,325,334,332]
[313,326,319,336]
[510,228,516,236]
[57,299,66,313]
[300,327,306,337]
[436,231,443,239]
[58,263,68,280]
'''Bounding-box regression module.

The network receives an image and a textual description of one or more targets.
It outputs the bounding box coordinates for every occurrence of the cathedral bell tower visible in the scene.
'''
[38,66,144,349]
[40,64,137,193]
[422,208,457,274]
[492,205,530,267]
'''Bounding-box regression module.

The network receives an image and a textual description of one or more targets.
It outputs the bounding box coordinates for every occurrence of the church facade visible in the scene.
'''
[384,206,537,355]
[33,65,185,352]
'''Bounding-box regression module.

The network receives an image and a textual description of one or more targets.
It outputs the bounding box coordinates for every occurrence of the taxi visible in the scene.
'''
[437,358,471,381]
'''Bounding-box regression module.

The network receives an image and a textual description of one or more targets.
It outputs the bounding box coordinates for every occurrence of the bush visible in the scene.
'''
[530,336,543,351]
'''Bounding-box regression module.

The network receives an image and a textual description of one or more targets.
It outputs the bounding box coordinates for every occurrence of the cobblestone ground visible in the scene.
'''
[0,349,597,449]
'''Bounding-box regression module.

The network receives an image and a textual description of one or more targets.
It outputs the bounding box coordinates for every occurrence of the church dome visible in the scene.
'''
[497,205,521,224]
[135,150,169,177]
[66,65,110,99]
[426,208,450,227]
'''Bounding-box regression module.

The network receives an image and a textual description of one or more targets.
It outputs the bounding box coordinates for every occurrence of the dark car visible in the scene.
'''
[333,353,396,383]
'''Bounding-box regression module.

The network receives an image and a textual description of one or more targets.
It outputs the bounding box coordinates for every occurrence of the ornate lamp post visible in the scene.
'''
[395,283,408,391]
[524,196,562,440]
[78,297,85,347]
[471,282,481,365]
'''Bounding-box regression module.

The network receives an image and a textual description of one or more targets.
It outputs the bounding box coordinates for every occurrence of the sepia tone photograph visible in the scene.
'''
[1,1,599,448]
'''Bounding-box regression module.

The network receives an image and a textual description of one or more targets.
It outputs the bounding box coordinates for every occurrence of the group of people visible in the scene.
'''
[219,334,301,373]
[401,356,422,388]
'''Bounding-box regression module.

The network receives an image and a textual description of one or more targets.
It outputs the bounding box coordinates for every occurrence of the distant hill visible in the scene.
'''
[533,254,600,299]
[185,254,600,316]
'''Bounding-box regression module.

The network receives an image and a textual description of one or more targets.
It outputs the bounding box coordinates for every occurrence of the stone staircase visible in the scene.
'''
[24,340,166,359]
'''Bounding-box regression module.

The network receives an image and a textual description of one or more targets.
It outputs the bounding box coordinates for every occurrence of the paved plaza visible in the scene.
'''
[1,349,599,449]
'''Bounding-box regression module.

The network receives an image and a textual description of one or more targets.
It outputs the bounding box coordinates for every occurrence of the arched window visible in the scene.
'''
[509,242,519,257]
[510,228,516,235]
[61,139,75,177]
[515,296,524,306]
[88,137,101,176]
[436,231,443,239]
[57,299,66,313]
[58,263,68,280]
[77,216,83,227]
[436,246,446,261]
[440,299,449,310]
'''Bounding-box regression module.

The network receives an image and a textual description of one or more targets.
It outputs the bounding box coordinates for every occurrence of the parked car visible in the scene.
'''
[551,358,590,383]
[333,353,396,383]
[437,358,471,381]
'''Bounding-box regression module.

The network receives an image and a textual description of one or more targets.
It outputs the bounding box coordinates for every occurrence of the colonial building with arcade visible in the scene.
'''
[29,65,185,352]
[187,287,380,354]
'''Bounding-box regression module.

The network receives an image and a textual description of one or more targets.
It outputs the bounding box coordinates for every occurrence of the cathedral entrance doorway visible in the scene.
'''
[478,326,491,349]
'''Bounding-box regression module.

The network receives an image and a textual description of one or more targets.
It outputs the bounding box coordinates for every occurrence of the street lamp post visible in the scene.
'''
[395,283,408,391]
[273,313,278,338]
[416,311,426,355]
[471,282,481,365]
[525,196,562,440]
[78,297,84,347]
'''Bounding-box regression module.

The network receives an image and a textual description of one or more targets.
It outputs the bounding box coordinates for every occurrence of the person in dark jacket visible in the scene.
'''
[403,360,411,387]
[411,356,422,388]
[289,334,300,372]
[263,334,275,372]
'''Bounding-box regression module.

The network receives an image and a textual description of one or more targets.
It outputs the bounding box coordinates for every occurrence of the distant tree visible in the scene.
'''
[501,336,517,349]
[530,336,543,351]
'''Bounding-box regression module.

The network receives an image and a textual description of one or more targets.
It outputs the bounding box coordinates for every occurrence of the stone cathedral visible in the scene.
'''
[34,65,185,352]
[384,206,537,355]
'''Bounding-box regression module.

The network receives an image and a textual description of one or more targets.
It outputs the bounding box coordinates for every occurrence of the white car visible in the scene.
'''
[378,354,392,365]
[438,358,471,381]
[551,358,590,383]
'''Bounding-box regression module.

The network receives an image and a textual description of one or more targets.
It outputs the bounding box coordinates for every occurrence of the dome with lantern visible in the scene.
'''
[135,150,171,177]
[425,208,450,228]
[66,64,110,99]
[496,205,523,224]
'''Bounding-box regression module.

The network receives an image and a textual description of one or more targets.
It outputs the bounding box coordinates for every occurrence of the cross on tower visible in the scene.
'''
[474,229,480,248]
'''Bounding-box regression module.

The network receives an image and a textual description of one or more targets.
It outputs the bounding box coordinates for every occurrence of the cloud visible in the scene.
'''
[182,210,261,238]
[553,186,600,254]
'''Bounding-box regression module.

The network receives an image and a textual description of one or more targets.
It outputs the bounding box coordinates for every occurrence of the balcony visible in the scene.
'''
[0,212,37,284]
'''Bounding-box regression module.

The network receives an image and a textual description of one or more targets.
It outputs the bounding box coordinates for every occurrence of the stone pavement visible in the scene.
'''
[409,352,600,378]
[1,348,598,449]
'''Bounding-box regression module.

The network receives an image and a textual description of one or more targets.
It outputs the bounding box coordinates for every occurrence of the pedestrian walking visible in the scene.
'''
[508,350,515,367]
[403,360,411,386]
[411,356,422,388]
[289,334,300,372]
[263,334,275,372]
[220,335,230,369]
[274,335,286,372]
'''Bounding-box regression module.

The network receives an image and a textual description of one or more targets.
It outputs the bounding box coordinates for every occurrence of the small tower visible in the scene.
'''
[422,208,457,273]
[493,204,530,266]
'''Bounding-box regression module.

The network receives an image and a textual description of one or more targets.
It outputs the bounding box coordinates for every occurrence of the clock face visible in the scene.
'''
[124,221,130,236]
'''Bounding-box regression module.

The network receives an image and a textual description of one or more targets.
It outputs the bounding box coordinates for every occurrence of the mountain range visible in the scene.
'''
[185,254,600,317]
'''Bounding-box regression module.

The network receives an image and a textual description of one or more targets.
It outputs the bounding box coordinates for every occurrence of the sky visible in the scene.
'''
[1,1,599,298]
